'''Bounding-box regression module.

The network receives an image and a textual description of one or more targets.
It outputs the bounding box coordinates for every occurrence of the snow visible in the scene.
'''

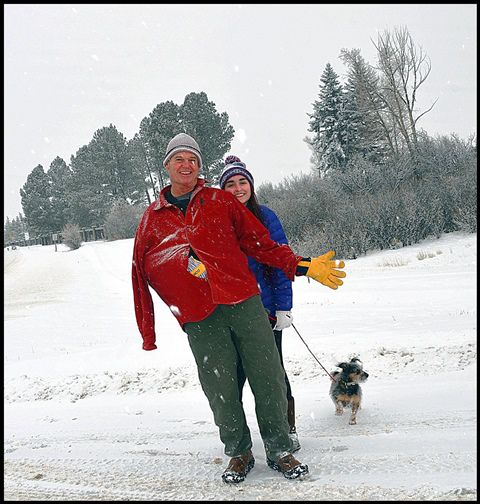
[4,232,477,500]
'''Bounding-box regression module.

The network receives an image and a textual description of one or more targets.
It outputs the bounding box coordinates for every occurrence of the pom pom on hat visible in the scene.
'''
[219,156,254,190]
[225,155,242,164]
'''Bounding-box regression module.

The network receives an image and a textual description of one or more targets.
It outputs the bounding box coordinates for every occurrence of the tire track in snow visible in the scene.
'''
[4,455,476,501]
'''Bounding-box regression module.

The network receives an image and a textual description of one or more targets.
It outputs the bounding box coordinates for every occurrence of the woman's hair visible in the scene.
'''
[223,155,272,280]
[245,188,273,280]
[246,191,265,226]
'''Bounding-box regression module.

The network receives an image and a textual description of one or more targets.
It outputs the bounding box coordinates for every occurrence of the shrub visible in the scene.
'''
[378,257,409,267]
[104,200,146,241]
[62,223,82,250]
[417,250,436,261]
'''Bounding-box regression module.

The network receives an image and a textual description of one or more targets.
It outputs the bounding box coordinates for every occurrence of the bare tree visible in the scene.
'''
[372,26,437,158]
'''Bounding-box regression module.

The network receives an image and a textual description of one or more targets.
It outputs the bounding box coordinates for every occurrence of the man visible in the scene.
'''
[132,133,346,484]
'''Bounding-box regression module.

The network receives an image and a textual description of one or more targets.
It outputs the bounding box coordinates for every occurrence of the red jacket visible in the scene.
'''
[132,179,302,350]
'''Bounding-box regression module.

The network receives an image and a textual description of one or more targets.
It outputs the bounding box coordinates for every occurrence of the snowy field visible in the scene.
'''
[4,232,477,501]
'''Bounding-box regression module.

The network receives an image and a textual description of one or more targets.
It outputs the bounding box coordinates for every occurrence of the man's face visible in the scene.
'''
[165,151,200,189]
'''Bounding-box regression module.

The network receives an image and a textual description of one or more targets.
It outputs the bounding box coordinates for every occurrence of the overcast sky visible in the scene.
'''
[4,4,477,220]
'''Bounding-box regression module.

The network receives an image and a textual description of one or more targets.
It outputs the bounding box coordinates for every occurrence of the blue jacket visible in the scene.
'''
[247,205,293,318]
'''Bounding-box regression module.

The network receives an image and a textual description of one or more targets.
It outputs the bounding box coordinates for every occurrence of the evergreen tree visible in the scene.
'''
[180,92,235,182]
[340,49,391,163]
[127,133,160,204]
[139,92,235,187]
[68,145,107,227]
[4,216,14,245]
[89,124,143,204]
[47,156,72,231]
[306,63,345,176]
[139,101,182,188]
[67,125,143,227]
[20,165,54,234]
[4,215,27,245]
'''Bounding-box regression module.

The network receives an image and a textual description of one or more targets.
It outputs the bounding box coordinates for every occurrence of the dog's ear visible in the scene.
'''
[337,362,348,369]
[350,357,362,364]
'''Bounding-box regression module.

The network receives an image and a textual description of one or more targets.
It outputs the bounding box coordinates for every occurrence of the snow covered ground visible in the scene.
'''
[4,232,477,501]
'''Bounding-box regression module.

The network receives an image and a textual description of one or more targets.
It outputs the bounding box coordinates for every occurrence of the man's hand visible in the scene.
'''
[299,251,346,289]
[273,310,293,331]
[143,342,157,351]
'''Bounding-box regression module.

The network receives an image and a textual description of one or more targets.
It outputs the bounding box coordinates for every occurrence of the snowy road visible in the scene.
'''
[4,370,476,501]
[4,233,477,500]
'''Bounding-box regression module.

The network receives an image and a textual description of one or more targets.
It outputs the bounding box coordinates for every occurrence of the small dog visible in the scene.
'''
[329,358,369,425]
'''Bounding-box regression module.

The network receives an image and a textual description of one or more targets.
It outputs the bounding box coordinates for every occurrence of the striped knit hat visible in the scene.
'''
[219,155,254,189]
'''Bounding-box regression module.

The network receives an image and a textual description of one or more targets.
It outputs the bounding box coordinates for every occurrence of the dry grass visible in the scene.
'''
[378,256,409,267]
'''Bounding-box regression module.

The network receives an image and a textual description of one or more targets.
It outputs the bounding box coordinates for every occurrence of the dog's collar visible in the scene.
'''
[339,379,357,387]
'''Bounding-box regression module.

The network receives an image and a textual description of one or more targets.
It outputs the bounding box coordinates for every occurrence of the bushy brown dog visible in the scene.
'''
[330,358,369,425]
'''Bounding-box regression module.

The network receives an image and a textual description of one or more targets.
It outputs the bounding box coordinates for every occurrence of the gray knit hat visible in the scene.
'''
[163,133,203,169]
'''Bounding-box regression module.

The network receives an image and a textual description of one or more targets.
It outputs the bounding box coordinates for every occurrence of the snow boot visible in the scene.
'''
[222,450,255,484]
[266,452,309,479]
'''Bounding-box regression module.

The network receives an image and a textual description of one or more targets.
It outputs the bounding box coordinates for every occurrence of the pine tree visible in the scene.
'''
[139,92,235,187]
[180,92,235,183]
[4,216,13,245]
[4,214,30,246]
[47,156,72,232]
[307,63,345,176]
[340,48,391,163]
[139,101,182,188]
[20,165,54,234]
[67,125,143,227]
[68,145,107,228]
[127,133,159,204]
[89,124,144,204]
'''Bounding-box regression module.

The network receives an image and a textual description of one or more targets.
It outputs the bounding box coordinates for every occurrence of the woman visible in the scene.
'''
[219,155,300,452]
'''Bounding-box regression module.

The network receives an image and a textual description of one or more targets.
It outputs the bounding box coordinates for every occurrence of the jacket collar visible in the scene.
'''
[153,178,206,211]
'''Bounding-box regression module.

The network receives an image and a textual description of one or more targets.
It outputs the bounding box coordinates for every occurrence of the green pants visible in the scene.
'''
[184,295,293,460]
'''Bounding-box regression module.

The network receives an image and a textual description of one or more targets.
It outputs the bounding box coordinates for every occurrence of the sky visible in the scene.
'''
[4,231,476,499]
[4,4,477,220]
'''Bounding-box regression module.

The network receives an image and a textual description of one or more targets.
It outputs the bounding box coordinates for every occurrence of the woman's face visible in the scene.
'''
[223,175,252,205]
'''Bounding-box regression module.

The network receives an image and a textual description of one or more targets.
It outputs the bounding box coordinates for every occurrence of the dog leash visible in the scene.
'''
[291,323,336,382]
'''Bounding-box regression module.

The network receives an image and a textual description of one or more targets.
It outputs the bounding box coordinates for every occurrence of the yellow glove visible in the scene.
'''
[187,256,207,279]
[298,251,346,290]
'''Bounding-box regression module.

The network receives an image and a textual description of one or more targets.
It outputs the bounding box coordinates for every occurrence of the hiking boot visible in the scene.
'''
[222,450,255,484]
[288,426,301,453]
[266,452,309,479]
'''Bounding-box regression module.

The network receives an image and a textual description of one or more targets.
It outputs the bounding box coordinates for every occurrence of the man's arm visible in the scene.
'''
[132,217,157,350]
[229,195,346,289]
